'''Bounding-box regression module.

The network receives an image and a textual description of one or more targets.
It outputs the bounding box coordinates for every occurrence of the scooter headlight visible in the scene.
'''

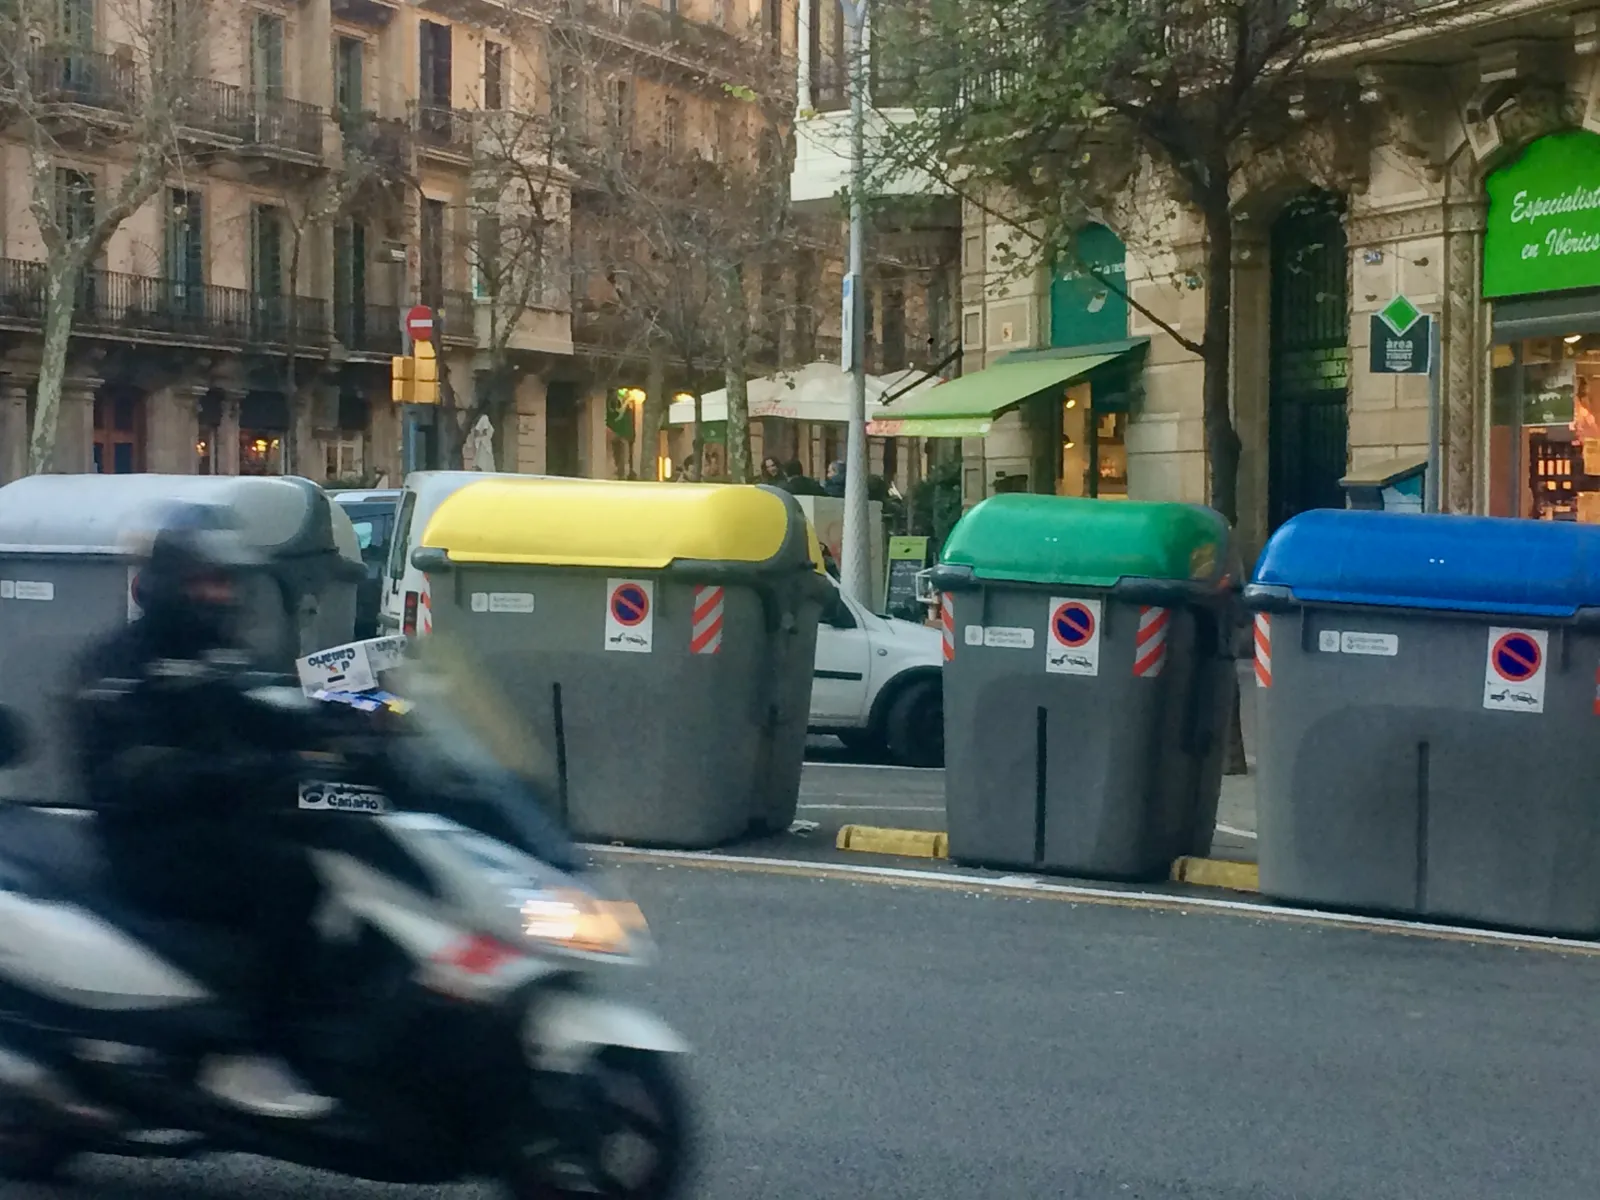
[512,883,651,960]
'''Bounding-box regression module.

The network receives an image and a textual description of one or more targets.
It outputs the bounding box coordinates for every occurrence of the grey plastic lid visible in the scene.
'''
[0,474,333,559]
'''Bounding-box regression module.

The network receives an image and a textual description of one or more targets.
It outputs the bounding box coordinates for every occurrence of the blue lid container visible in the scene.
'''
[1250,510,1600,619]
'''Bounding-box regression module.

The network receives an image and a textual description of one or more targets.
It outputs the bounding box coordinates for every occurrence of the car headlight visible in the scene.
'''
[514,886,650,959]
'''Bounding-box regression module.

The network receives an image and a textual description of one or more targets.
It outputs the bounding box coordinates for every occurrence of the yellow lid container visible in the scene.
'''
[418,477,818,574]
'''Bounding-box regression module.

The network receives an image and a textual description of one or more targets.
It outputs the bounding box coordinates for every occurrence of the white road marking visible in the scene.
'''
[1215,823,1258,840]
[797,804,945,812]
[803,761,942,773]
[585,844,1600,955]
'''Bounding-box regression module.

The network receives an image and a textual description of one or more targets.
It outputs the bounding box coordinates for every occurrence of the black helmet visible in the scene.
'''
[131,502,263,646]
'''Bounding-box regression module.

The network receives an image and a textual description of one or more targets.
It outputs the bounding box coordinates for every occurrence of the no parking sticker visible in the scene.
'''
[1483,626,1547,714]
[604,579,654,653]
[1046,596,1101,676]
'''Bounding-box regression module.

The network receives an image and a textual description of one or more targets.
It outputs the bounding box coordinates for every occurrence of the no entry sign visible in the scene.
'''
[404,305,435,342]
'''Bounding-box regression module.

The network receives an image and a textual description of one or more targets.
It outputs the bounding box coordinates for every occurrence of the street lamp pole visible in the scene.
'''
[839,0,872,607]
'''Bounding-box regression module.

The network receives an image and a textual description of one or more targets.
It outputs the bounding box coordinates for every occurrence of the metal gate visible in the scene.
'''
[1268,192,1350,530]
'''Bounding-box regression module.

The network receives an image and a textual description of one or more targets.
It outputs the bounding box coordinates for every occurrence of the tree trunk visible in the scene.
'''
[1200,199,1241,526]
[691,387,705,480]
[29,257,85,474]
[638,344,668,480]
[721,265,753,483]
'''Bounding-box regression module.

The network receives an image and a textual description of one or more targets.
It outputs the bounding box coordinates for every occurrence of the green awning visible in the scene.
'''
[869,351,1123,438]
[866,415,996,438]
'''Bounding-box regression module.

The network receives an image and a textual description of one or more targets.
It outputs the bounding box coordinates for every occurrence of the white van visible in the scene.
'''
[377,471,552,634]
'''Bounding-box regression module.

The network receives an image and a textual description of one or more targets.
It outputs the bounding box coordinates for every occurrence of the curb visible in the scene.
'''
[836,825,949,859]
[1171,856,1260,893]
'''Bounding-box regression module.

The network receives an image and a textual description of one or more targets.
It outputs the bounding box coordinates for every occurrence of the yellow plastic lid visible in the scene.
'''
[420,477,810,571]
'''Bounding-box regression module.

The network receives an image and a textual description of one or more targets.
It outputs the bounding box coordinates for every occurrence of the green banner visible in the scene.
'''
[1485,130,1600,299]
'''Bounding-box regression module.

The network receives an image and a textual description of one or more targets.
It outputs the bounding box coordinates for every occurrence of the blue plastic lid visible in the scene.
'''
[1252,510,1600,618]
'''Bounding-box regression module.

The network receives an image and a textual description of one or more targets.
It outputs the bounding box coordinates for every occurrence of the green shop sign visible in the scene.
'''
[1485,130,1600,299]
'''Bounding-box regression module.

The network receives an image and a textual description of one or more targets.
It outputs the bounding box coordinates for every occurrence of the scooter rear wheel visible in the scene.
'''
[0,1093,78,1182]
[505,1048,690,1200]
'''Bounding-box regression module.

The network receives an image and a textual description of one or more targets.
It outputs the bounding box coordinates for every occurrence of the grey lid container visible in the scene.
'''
[0,474,363,805]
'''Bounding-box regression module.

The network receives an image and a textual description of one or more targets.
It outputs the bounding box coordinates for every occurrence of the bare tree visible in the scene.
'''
[460,78,573,465]
[1,0,203,472]
[876,0,1380,525]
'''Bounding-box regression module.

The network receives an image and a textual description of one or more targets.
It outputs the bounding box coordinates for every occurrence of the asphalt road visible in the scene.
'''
[792,738,1258,864]
[31,857,1600,1199]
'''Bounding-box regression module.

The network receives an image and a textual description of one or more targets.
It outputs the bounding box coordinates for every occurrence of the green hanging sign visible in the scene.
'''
[1484,130,1600,299]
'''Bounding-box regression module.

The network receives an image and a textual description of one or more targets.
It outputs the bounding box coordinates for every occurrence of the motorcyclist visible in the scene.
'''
[71,502,334,1120]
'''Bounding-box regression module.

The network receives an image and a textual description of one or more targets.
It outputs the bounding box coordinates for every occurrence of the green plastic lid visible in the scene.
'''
[939,495,1231,588]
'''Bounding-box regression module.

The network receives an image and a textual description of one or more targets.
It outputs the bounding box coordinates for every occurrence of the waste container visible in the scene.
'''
[0,473,364,805]
[932,495,1239,879]
[1247,508,1600,935]
[411,477,826,847]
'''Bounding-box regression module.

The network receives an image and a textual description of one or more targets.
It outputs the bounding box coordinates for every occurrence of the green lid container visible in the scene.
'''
[937,495,1231,590]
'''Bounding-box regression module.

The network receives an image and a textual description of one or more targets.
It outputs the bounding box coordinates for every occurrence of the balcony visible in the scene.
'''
[335,303,402,355]
[339,110,412,175]
[412,103,475,160]
[11,45,139,116]
[440,291,477,344]
[0,259,331,352]
[176,77,251,143]
[240,95,325,161]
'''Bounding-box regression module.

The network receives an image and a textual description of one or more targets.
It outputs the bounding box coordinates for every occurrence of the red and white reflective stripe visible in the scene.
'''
[1593,663,1600,716]
[1253,614,1272,688]
[690,585,724,655]
[419,581,433,636]
[1132,605,1169,678]
[940,594,955,662]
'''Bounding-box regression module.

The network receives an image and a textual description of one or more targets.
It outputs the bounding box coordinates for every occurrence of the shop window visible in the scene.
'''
[240,389,288,475]
[92,389,145,475]
[196,391,221,475]
[1489,335,1600,521]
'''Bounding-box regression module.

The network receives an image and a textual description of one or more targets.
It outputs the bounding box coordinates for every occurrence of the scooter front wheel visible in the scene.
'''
[505,1048,691,1200]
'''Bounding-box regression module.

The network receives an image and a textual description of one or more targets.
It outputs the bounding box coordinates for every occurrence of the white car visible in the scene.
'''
[811,578,945,768]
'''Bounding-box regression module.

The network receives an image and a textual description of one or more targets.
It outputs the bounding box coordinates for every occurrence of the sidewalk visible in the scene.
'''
[1208,664,1260,862]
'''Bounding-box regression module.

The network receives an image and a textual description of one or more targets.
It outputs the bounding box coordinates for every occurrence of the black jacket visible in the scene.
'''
[72,621,310,829]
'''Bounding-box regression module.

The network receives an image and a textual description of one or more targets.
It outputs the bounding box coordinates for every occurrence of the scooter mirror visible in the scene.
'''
[0,708,27,770]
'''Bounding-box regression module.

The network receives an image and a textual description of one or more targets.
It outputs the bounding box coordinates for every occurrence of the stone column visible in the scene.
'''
[217,389,243,476]
[0,379,29,484]
[144,383,207,474]
[56,377,100,473]
[1441,192,1486,515]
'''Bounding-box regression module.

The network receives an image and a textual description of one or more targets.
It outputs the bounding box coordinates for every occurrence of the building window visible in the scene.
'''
[420,198,445,309]
[251,204,283,296]
[483,41,504,110]
[335,36,364,115]
[56,168,95,242]
[419,20,452,108]
[962,310,981,347]
[607,78,631,147]
[165,188,203,293]
[662,95,680,154]
[473,213,500,300]
[250,11,285,101]
[326,435,364,482]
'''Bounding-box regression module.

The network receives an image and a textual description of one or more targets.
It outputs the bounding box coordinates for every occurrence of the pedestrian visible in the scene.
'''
[677,456,701,482]
[823,460,846,498]
[781,459,825,496]
[760,456,783,482]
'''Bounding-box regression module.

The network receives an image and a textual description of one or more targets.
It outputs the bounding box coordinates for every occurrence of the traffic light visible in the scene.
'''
[389,341,440,405]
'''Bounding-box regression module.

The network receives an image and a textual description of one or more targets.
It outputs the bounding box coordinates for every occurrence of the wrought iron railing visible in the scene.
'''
[16,45,139,113]
[243,95,325,157]
[335,302,402,354]
[412,102,475,155]
[0,259,331,349]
